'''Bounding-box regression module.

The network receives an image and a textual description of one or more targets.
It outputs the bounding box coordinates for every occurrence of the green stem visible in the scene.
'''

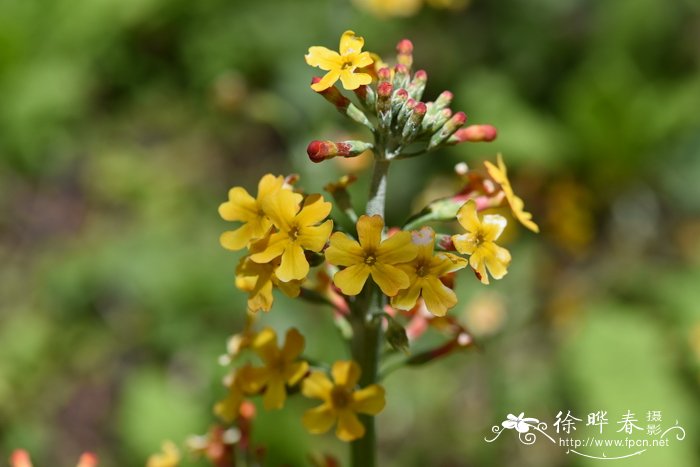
[349,153,390,467]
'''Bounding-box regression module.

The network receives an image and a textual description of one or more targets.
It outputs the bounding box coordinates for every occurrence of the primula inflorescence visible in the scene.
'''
[210,30,538,465]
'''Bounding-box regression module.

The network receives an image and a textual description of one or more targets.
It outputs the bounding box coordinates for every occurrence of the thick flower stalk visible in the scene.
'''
[211,31,538,467]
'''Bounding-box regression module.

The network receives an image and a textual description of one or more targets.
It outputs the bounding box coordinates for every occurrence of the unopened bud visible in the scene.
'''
[376,82,393,129]
[353,84,376,109]
[396,98,416,130]
[385,315,410,354]
[429,111,467,149]
[423,107,452,133]
[447,124,498,144]
[311,77,350,111]
[307,140,374,163]
[396,39,414,69]
[377,66,392,84]
[393,63,410,91]
[390,89,409,126]
[407,69,427,101]
[401,101,427,142]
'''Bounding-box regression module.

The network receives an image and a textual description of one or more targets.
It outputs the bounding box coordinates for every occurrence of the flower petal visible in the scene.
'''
[257,173,285,200]
[456,200,480,233]
[276,243,309,282]
[339,70,372,90]
[298,220,333,252]
[282,328,305,360]
[336,410,365,441]
[390,279,422,311]
[339,30,364,55]
[302,404,336,434]
[263,375,287,410]
[261,189,301,231]
[429,252,468,276]
[351,384,385,415]
[285,360,309,385]
[220,224,256,251]
[421,276,458,317]
[481,214,507,241]
[275,277,301,298]
[297,194,332,226]
[219,187,257,221]
[333,264,371,296]
[483,243,511,280]
[326,232,364,266]
[370,263,410,296]
[353,51,374,69]
[253,327,279,365]
[375,231,419,264]
[305,46,341,70]
[302,371,333,400]
[451,233,476,255]
[249,232,288,264]
[356,215,383,251]
[311,70,341,92]
[332,360,361,388]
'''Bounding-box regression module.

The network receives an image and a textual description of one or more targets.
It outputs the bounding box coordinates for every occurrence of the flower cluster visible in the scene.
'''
[219,174,333,311]
[209,30,538,465]
[214,326,385,442]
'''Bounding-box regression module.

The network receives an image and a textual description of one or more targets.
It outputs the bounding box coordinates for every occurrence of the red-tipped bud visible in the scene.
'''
[413,102,427,115]
[452,111,467,126]
[396,88,408,99]
[311,77,350,110]
[377,81,393,98]
[395,64,409,76]
[10,451,33,467]
[397,39,414,55]
[396,39,414,69]
[449,124,498,144]
[307,140,373,163]
[428,111,467,149]
[377,67,392,82]
[414,69,427,81]
[434,90,453,110]
[76,453,99,467]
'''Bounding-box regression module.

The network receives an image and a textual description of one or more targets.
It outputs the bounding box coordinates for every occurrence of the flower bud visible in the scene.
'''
[307,140,374,163]
[390,88,409,125]
[401,101,427,142]
[376,81,393,129]
[354,84,376,109]
[423,107,452,133]
[311,77,350,111]
[396,98,416,130]
[393,63,410,91]
[407,69,427,101]
[429,111,467,149]
[385,315,410,354]
[377,66,392,84]
[447,124,498,144]
[396,39,414,69]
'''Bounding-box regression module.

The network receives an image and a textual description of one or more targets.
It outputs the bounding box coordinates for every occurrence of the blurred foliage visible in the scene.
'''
[1,0,700,466]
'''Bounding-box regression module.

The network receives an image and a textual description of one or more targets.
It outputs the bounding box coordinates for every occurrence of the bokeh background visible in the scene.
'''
[1,0,700,465]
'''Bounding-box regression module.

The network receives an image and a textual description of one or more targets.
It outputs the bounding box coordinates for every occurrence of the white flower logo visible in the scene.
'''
[502,413,540,433]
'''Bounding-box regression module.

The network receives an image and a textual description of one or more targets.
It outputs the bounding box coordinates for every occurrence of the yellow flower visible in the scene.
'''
[147,441,180,467]
[214,365,260,422]
[235,236,303,312]
[249,194,333,282]
[305,30,374,92]
[244,327,309,410]
[302,360,385,442]
[352,0,423,18]
[325,215,419,296]
[391,227,468,316]
[451,200,511,285]
[219,174,301,250]
[484,154,539,233]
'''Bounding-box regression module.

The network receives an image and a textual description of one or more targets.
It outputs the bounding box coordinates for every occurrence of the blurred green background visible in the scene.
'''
[1,0,700,465]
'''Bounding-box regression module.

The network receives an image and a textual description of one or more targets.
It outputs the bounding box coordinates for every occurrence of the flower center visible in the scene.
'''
[364,254,377,266]
[340,58,354,70]
[288,225,300,241]
[416,263,428,277]
[330,386,352,409]
[473,230,486,246]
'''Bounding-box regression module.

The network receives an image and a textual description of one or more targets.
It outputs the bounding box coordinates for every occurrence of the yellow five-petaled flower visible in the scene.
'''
[325,215,418,296]
[391,227,468,316]
[250,193,333,282]
[451,200,511,284]
[302,360,385,442]
[484,154,539,233]
[244,327,309,410]
[219,174,298,251]
[305,30,374,92]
